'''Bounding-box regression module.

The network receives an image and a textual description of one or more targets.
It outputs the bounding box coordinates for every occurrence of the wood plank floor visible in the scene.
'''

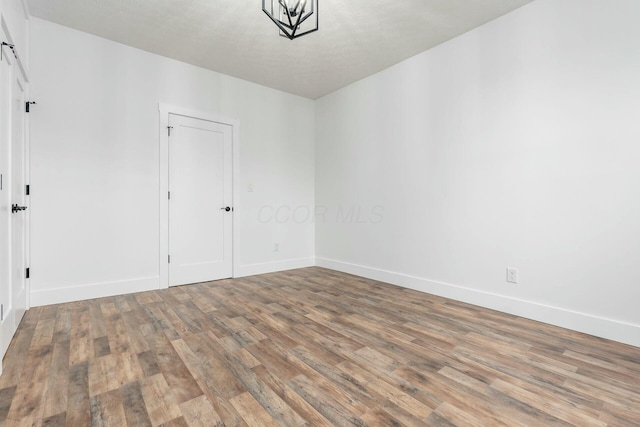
[1,267,639,426]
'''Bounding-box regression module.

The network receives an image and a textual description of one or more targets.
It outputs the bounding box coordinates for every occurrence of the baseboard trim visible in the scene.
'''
[30,276,160,307]
[315,257,640,348]
[234,257,315,278]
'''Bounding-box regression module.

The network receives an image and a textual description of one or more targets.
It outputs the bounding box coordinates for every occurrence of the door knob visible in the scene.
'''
[220,206,232,212]
[11,204,27,213]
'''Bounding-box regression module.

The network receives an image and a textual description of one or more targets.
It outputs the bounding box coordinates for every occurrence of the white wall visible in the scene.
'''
[29,18,315,305]
[316,0,640,347]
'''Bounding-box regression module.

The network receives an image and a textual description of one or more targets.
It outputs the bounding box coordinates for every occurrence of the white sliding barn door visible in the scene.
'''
[168,114,233,286]
[0,39,13,358]
[0,40,28,359]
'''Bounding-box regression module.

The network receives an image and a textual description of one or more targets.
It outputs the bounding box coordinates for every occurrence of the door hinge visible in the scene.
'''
[168,191,171,200]
[1,304,3,321]
[168,255,171,264]
[167,126,174,136]
[26,184,30,195]
[25,101,37,113]
[26,267,30,279]
[0,173,3,190]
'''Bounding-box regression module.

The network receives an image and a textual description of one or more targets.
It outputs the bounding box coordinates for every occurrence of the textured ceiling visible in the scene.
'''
[26,0,535,99]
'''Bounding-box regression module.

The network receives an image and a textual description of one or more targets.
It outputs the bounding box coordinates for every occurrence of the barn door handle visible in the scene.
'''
[220,207,232,212]
[11,204,27,213]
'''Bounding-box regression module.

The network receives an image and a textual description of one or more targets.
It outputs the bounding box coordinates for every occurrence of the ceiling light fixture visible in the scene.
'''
[262,0,319,40]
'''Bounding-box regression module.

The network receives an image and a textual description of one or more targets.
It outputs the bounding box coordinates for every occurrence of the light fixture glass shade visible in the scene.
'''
[263,0,319,40]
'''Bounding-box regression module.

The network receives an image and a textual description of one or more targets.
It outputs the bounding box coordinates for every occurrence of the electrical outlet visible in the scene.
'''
[506,267,518,284]
[274,243,279,252]
[248,184,254,192]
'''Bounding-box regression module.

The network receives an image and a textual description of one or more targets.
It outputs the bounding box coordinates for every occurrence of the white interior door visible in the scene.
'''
[0,41,27,358]
[168,114,233,286]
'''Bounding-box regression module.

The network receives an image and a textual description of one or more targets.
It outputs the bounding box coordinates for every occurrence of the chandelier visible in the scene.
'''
[262,0,319,40]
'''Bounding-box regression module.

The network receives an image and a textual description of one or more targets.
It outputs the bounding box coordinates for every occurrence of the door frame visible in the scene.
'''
[11,61,28,319]
[158,104,239,289]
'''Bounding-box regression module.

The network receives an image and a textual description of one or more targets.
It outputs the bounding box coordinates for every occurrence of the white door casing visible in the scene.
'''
[164,110,235,286]
[11,66,27,325]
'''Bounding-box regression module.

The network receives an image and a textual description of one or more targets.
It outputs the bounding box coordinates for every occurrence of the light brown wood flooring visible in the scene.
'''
[1,267,639,426]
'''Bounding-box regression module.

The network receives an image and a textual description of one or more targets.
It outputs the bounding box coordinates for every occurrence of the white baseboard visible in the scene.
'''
[28,256,316,306]
[315,257,640,348]
[30,276,160,307]
[234,257,315,278]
